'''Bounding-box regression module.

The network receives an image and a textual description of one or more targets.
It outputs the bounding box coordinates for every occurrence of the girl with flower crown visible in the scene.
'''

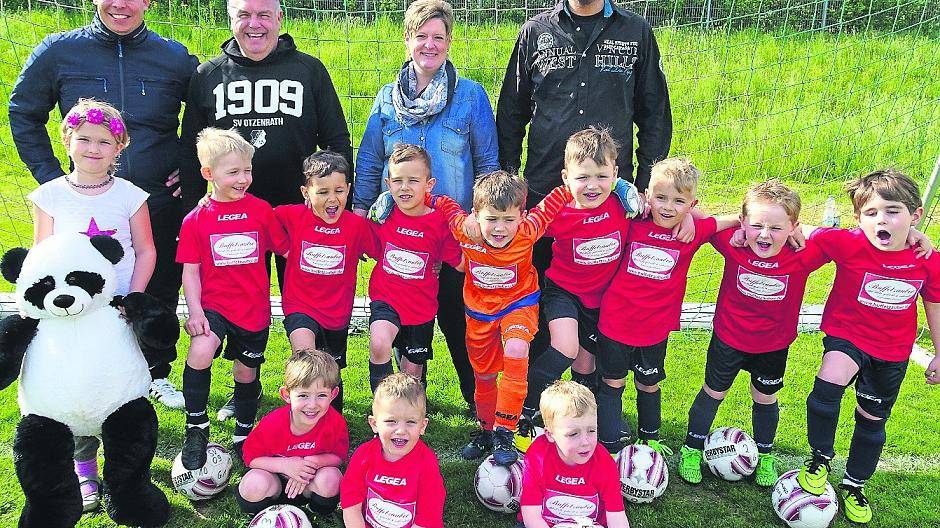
[26,97,156,513]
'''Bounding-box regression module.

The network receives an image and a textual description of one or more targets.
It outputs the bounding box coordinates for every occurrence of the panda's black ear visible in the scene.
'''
[1,247,28,284]
[89,235,124,265]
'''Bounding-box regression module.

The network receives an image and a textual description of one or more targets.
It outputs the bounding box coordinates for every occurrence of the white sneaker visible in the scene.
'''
[79,476,100,512]
[149,378,185,409]
[216,394,235,421]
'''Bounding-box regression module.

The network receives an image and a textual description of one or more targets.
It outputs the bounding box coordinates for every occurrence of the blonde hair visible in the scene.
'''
[540,380,597,431]
[196,127,254,170]
[404,0,453,39]
[388,143,432,180]
[373,373,427,415]
[472,170,527,212]
[845,168,922,214]
[60,99,130,175]
[564,126,620,169]
[284,349,340,391]
[649,157,700,196]
[742,179,802,223]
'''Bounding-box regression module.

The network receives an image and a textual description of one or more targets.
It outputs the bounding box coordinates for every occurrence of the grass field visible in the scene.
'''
[0,8,938,528]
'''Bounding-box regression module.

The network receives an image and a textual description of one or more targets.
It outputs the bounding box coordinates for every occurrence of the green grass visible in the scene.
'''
[1,327,938,527]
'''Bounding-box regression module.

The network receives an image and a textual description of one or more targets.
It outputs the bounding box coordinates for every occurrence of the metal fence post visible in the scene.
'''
[918,155,940,231]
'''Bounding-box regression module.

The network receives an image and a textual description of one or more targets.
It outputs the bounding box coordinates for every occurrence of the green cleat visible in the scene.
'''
[636,438,674,457]
[678,445,703,485]
[755,453,779,487]
[839,484,873,523]
[514,415,537,454]
[796,453,831,496]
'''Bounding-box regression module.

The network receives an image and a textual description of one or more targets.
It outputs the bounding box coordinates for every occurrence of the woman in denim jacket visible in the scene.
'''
[353,0,498,415]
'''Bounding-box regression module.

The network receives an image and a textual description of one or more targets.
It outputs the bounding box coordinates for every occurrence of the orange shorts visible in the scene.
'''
[465,304,539,376]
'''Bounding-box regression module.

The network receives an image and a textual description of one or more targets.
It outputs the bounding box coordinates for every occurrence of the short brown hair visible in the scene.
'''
[472,170,527,212]
[540,380,597,431]
[404,0,453,39]
[742,179,801,224]
[388,143,432,180]
[284,349,340,391]
[373,373,427,415]
[302,150,350,186]
[196,127,254,170]
[845,168,922,214]
[648,157,700,196]
[564,126,620,169]
[60,99,131,169]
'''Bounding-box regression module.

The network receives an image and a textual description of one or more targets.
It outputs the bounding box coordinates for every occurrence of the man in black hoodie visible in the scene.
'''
[179,0,354,424]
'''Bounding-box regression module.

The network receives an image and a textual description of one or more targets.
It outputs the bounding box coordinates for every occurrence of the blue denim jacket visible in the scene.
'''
[354,76,499,212]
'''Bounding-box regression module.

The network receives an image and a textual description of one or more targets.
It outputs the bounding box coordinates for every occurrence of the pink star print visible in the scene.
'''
[82,217,117,237]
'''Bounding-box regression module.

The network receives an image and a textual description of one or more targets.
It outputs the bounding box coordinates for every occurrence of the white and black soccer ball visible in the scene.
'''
[616,444,668,503]
[171,442,233,500]
[474,455,525,513]
[249,504,313,528]
[771,469,838,528]
[703,427,759,481]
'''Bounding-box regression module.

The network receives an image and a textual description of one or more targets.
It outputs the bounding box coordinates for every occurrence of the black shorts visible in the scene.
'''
[540,278,600,355]
[823,335,908,419]
[204,309,268,368]
[283,312,349,369]
[369,301,434,365]
[704,333,788,395]
[274,473,311,508]
[597,332,668,386]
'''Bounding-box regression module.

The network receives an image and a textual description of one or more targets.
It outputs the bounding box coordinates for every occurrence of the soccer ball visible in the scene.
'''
[249,504,313,528]
[171,442,233,500]
[474,455,525,513]
[771,470,838,528]
[616,444,668,503]
[703,427,758,481]
[553,518,604,528]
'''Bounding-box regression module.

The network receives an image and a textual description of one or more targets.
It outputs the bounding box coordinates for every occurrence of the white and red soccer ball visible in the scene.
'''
[616,443,668,503]
[771,469,839,528]
[249,504,313,528]
[703,427,759,481]
[170,442,233,501]
[474,455,526,513]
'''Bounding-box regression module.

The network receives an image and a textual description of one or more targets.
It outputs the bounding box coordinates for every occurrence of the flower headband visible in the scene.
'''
[66,107,126,138]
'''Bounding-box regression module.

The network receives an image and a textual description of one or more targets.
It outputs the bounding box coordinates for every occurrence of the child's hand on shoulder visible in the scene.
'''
[673,212,696,243]
[908,228,934,258]
[926,353,939,385]
[281,456,318,484]
[788,226,806,252]
[184,311,210,337]
[463,213,482,243]
[729,227,746,247]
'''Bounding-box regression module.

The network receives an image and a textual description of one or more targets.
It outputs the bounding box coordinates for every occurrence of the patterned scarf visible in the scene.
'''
[392,60,452,126]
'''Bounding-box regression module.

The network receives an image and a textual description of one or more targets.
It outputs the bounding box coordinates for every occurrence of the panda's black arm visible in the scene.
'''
[0,315,38,390]
[118,292,181,358]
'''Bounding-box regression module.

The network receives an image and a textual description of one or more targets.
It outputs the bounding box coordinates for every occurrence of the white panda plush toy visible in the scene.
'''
[0,233,180,528]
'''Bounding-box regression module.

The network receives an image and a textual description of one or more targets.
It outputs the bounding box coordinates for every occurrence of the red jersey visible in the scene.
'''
[599,217,718,346]
[340,438,445,528]
[545,196,631,308]
[518,435,624,527]
[275,205,380,329]
[368,207,461,325]
[811,228,940,361]
[241,405,349,468]
[711,229,830,353]
[434,186,573,316]
[176,194,288,331]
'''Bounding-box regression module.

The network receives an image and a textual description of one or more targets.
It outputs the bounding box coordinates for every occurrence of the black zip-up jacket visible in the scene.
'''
[8,15,197,209]
[496,0,671,196]
[179,35,354,213]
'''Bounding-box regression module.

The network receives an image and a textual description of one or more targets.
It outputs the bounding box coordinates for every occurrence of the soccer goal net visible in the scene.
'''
[0,0,937,338]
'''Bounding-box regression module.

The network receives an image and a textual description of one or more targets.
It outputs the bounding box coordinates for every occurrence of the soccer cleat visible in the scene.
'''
[637,438,674,457]
[797,452,831,495]
[678,445,704,484]
[492,427,519,466]
[232,440,245,464]
[755,453,779,487]
[216,394,236,421]
[79,476,100,512]
[461,429,493,460]
[149,378,185,409]
[839,484,873,523]
[514,415,537,454]
[181,426,209,470]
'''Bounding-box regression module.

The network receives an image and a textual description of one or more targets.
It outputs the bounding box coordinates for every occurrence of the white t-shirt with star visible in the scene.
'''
[28,176,149,295]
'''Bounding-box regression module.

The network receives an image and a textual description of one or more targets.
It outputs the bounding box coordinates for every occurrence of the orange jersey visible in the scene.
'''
[434,186,572,316]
